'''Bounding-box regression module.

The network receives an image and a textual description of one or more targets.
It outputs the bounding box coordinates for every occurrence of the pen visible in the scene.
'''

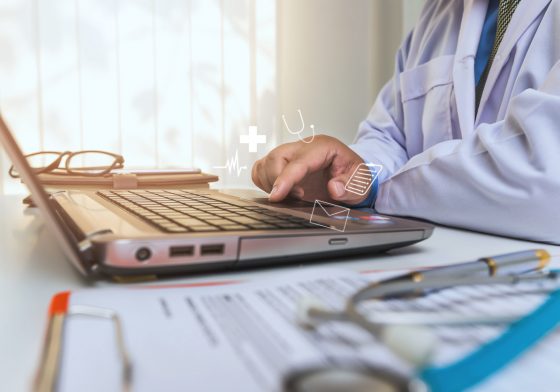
[386,249,551,285]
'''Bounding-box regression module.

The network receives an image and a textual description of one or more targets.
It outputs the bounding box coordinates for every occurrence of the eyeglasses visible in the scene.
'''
[8,150,125,178]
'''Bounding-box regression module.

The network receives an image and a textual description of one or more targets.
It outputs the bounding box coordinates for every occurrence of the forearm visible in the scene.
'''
[375,86,560,244]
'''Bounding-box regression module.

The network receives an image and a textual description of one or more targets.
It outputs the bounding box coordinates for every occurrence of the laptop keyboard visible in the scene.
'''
[98,190,320,233]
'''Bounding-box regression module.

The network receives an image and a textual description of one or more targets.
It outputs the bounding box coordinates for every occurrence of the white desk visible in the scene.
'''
[1,194,559,391]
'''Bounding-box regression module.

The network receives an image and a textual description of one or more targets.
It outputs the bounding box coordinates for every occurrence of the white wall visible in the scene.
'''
[278,0,375,145]
[278,0,425,145]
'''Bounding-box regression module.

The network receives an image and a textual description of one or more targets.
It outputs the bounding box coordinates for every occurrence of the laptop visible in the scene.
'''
[0,114,434,279]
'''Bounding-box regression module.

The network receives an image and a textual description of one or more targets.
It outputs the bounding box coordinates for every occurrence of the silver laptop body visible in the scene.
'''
[0,114,434,279]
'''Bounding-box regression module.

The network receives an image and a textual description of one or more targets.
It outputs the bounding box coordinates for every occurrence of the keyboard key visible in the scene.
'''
[163,226,189,233]
[188,211,210,216]
[265,218,291,223]
[152,218,173,224]
[265,211,291,217]
[240,212,266,219]
[173,218,207,227]
[249,224,278,230]
[203,219,234,225]
[220,225,249,231]
[163,213,186,218]
[229,217,261,225]
[213,211,238,217]
[160,222,186,229]
[276,222,305,228]
[287,217,308,223]
[189,226,221,232]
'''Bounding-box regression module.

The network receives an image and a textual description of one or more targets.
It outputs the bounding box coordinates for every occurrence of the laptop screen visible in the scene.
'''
[0,113,87,275]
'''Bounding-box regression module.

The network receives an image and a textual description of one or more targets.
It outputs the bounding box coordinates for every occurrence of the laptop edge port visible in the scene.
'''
[200,244,225,256]
[135,247,152,262]
[169,245,195,258]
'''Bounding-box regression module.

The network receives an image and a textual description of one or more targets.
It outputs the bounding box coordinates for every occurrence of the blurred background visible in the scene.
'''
[0,0,424,194]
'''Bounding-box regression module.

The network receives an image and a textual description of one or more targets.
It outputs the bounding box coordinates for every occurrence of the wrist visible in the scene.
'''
[345,162,381,209]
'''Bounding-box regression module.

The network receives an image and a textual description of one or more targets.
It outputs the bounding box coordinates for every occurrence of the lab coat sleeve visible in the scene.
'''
[348,34,412,183]
[376,61,560,244]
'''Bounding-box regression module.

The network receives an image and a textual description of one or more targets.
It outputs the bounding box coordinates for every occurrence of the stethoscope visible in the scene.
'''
[283,271,560,392]
[282,109,315,143]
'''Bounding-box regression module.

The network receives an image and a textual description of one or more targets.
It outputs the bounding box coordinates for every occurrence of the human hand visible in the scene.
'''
[251,135,371,205]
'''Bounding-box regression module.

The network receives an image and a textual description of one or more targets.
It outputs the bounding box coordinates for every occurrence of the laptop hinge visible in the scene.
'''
[51,196,113,275]
[78,228,113,250]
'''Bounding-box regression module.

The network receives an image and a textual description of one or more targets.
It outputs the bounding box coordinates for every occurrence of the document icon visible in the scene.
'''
[310,200,351,232]
[345,163,383,196]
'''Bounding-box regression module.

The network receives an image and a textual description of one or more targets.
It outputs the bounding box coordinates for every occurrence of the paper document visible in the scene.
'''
[55,268,560,392]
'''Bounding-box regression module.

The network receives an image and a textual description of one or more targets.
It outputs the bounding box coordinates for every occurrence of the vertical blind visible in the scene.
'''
[0,0,277,193]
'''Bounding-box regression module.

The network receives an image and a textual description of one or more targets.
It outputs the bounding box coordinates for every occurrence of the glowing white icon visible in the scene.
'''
[344,163,383,196]
[309,200,350,232]
[240,126,267,153]
[213,150,247,176]
[282,109,316,144]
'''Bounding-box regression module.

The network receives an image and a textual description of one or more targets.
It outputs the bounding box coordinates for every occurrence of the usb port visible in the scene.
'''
[200,244,224,256]
[169,245,194,257]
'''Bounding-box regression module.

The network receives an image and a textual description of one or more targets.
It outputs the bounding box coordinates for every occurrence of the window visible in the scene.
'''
[0,0,277,193]
[0,0,422,195]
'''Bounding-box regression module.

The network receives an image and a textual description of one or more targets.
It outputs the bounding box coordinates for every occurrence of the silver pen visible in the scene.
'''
[382,249,551,297]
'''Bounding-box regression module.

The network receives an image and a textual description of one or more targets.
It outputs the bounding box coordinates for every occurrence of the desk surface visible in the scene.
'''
[1,194,559,391]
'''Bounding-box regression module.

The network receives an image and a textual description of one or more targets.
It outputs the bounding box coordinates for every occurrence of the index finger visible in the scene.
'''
[268,159,311,202]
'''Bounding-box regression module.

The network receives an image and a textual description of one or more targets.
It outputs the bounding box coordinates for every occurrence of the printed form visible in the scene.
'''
[56,268,560,392]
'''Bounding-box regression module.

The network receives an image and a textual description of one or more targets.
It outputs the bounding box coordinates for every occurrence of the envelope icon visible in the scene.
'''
[310,200,351,232]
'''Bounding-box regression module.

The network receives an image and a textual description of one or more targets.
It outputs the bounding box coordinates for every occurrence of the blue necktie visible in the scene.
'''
[475,0,522,112]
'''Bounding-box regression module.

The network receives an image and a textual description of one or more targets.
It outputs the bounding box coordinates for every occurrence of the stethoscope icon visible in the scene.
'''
[281,109,315,144]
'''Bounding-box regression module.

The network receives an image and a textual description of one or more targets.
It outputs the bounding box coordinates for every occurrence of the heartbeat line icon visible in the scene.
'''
[213,150,247,176]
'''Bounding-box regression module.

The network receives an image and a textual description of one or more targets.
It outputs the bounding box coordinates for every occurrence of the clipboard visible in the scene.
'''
[34,292,132,392]
[34,278,241,392]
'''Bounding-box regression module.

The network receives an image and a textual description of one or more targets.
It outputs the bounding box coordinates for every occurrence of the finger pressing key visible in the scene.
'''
[269,160,309,202]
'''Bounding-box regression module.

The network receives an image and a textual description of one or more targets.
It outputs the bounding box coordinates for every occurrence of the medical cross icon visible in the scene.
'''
[240,126,267,153]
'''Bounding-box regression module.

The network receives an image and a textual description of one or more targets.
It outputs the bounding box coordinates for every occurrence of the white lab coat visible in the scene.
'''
[351,0,560,244]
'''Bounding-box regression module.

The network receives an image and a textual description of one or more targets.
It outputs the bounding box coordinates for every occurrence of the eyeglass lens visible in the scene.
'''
[9,151,62,177]
[26,152,62,170]
[65,151,121,174]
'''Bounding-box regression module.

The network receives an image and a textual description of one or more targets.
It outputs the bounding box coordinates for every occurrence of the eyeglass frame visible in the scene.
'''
[8,150,125,178]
